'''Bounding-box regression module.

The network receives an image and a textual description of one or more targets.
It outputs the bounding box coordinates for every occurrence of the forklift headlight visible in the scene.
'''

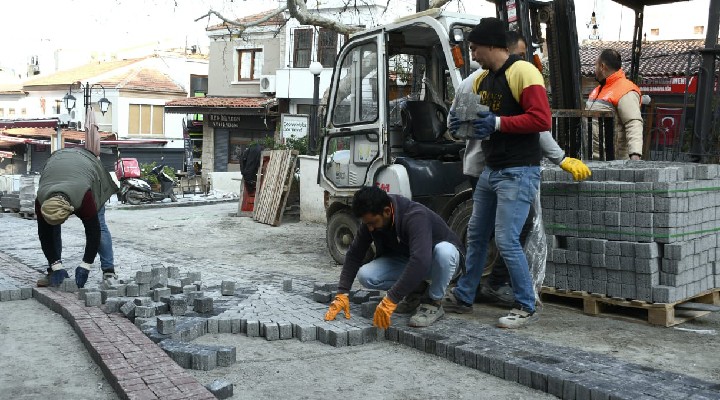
[451,27,465,44]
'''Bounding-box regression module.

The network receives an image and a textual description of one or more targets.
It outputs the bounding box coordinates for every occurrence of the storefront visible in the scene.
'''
[165,97,280,176]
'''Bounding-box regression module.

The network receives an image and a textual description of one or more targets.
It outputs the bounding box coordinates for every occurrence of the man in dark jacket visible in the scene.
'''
[324,186,463,328]
[35,148,118,288]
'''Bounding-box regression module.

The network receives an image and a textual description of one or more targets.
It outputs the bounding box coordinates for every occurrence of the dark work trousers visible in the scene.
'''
[468,175,535,289]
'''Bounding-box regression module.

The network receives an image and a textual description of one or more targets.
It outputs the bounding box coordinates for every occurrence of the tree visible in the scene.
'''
[196,0,457,36]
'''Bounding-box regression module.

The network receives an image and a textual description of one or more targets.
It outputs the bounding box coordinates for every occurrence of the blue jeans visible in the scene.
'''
[97,206,115,271]
[455,166,540,312]
[356,242,459,301]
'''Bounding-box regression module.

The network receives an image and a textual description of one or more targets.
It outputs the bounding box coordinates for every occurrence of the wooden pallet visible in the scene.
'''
[252,150,298,226]
[540,286,720,327]
[18,211,36,220]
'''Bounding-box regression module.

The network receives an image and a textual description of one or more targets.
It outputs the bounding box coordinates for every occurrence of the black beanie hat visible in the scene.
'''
[468,17,507,48]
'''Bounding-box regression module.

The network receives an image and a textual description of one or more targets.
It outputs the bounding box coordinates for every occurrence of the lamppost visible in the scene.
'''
[308,61,323,156]
[63,81,111,117]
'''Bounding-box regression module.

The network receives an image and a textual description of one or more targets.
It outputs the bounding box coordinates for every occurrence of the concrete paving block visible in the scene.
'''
[328,329,348,347]
[246,320,260,337]
[133,297,151,306]
[120,301,136,318]
[517,364,533,387]
[282,279,293,292]
[124,284,139,297]
[313,290,332,303]
[313,282,337,292]
[137,283,150,297]
[362,326,379,344]
[294,323,317,342]
[262,321,280,341]
[20,287,32,300]
[361,301,379,318]
[187,290,203,304]
[187,271,202,282]
[134,305,155,318]
[205,380,233,400]
[192,349,217,371]
[218,317,233,334]
[157,316,176,334]
[169,297,188,316]
[152,287,170,302]
[182,284,195,294]
[231,318,242,334]
[134,317,153,329]
[78,288,92,301]
[278,322,293,339]
[135,270,151,284]
[194,296,213,313]
[384,326,399,342]
[166,266,180,279]
[152,301,169,315]
[99,289,117,304]
[85,292,102,307]
[213,346,236,367]
[652,285,677,303]
[221,281,236,296]
[207,317,219,334]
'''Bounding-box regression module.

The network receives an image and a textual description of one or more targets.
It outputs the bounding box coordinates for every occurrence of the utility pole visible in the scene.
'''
[691,0,720,161]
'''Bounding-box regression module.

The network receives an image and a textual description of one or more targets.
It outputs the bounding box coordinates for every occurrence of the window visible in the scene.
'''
[128,104,164,135]
[8,108,15,117]
[317,29,339,67]
[694,25,705,35]
[650,28,659,36]
[55,100,62,114]
[332,42,379,125]
[237,49,263,80]
[0,109,4,118]
[293,28,313,68]
[21,108,27,116]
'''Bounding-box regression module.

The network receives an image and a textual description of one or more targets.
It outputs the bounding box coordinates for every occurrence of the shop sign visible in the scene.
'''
[208,114,244,128]
[640,76,698,94]
[281,114,309,138]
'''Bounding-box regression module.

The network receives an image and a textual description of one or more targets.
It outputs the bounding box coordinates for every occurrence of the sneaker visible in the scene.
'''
[442,288,473,314]
[478,282,515,306]
[395,292,422,314]
[497,308,539,329]
[75,267,90,288]
[36,275,50,287]
[408,303,445,327]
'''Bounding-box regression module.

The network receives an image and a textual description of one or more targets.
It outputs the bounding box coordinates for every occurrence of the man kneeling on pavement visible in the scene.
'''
[324,186,464,328]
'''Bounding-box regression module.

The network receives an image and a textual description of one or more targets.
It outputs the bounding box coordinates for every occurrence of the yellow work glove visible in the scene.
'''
[560,157,592,182]
[372,296,398,329]
[324,293,351,320]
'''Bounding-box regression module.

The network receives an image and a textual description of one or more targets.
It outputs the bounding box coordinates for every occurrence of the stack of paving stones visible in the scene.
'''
[541,160,720,303]
[0,270,33,301]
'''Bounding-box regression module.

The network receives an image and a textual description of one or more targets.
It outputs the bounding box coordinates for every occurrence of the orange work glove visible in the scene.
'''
[372,296,398,329]
[324,293,351,320]
[560,157,592,182]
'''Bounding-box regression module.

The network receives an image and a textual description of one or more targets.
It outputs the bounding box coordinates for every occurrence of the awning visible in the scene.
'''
[0,118,59,129]
[0,150,14,158]
[165,96,278,116]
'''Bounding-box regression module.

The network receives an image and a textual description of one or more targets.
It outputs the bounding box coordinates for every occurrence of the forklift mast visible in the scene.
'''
[491,0,583,111]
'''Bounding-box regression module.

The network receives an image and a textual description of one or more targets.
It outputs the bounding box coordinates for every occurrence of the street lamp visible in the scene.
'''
[64,82,111,116]
[308,61,323,156]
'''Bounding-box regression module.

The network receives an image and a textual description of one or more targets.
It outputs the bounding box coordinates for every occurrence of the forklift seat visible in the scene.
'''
[401,100,465,159]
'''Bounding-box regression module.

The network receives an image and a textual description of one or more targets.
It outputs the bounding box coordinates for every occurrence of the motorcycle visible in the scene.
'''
[116,161,178,205]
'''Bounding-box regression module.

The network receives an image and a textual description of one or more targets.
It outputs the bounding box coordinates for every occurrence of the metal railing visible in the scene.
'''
[551,109,615,161]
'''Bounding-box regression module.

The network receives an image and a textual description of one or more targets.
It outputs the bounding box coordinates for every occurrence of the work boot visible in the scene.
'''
[38,262,69,287]
[442,287,473,314]
[395,281,428,314]
[408,302,445,327]
[101,269,118,289]
[478,282,515,306]
[497,308,539,329]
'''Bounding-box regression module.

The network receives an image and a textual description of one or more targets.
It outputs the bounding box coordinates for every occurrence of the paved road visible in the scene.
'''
[1,202,718,398]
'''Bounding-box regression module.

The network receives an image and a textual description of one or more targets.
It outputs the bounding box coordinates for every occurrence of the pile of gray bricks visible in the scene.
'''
[541,160,720,303]
[0,271,32,301]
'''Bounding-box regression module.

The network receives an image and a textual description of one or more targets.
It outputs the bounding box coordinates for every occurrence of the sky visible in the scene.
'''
[0,0,707,78]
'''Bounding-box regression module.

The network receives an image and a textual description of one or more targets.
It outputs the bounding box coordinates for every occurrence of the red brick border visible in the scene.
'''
[1,252,214,400]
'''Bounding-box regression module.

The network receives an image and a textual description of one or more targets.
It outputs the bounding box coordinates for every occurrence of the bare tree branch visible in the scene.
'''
[430,0,453,8]
[287,0,364,35]
[195,6,287,35]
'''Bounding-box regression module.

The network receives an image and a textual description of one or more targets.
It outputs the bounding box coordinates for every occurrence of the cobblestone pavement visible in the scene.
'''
[1,203,719,399]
